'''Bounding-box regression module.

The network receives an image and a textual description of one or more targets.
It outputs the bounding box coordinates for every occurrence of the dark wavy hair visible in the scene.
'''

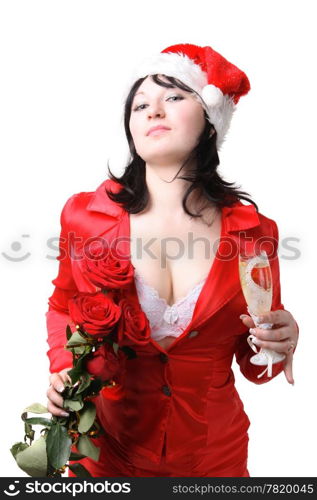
[106,74,258,217]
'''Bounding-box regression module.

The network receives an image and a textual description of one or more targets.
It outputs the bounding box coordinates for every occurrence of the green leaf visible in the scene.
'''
[68,463,92,477]
[77,435,100,461]
[63,399,83,411]
[76,372,92,395]
[66,331,89,348]
[24,420,32,432]
[66,324,73,340]
[67,353,90,384]
[23,403,48,414]
[55,416,69,426]
[67,366,83,385]
[112,342,119,355]
[16,436,47,477]
[73,346,87,355]
[10,442,29,460]
[78,401,96,433]
[69,451,87,460]
[71,390,85,402]
[24,422,35,441]
[25,417,52,427]
[46,423,72,470]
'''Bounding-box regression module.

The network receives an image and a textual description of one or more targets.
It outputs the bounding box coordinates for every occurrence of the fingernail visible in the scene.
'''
[252,336,261,345]
[249,328,256,334]
[240,315,247,319]
[57,385,64,393]
[61,411,69,417]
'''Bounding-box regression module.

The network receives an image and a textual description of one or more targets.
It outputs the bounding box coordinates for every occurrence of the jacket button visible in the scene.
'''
[162,384,172,396]
[159,352,169,363]
[188,330,199,338]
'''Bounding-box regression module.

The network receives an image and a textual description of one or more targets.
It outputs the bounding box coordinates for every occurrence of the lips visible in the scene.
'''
[147,125,171,136]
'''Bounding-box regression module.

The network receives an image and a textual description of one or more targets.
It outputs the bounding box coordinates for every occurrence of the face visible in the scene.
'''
[129,75,206,166]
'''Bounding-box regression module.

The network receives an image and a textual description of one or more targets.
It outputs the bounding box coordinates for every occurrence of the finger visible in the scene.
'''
[249,337,292,354]
[283,351,295,385]
[257,309,290,326]
[49,373,66,393]
[250,325,290,342]
[239,314,256,328]
[47,399,70,418]
[46,385,65,409]
[60,368,73,385]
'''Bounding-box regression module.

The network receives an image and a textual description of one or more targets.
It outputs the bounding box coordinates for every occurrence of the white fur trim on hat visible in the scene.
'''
[207,95,236,149]
[131,52,208,95]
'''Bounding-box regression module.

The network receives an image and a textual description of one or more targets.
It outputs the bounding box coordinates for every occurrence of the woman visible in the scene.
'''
[45,43,299,477]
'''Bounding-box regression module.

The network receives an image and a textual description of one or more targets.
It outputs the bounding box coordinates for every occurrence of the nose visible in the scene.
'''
[147,101,165,119]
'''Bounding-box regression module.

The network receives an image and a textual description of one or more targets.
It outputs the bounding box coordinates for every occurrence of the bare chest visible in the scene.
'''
[129,209,222,310]
[129,207,222,350]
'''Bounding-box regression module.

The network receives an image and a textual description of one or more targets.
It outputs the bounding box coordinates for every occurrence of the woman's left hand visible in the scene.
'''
[240,309,299,385]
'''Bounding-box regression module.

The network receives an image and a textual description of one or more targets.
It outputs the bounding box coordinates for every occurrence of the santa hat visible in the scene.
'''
[126,43,250,149]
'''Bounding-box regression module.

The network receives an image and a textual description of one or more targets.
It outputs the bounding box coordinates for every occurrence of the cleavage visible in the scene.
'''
[133,269,208,308]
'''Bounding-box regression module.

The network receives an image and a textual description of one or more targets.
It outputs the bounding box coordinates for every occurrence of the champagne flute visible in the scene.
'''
[238,250,285,378]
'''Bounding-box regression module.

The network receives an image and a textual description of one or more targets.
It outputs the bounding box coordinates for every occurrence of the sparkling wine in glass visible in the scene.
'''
[239,250,285,378]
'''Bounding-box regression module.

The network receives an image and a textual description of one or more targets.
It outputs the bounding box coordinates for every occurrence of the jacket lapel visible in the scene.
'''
[79,179,126,241]
[86,179,125,219]
[191,201,261,330]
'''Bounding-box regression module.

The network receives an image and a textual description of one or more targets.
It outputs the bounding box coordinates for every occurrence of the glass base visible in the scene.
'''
[250,349,286,366]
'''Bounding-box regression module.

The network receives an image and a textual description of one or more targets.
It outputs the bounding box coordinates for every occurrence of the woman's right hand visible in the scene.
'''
[47,367,73,417]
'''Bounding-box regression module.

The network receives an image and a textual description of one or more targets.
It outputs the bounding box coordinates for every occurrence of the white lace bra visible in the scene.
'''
[134,270,208,342]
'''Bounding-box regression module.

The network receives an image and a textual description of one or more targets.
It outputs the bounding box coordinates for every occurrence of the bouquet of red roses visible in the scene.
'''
[10,239,151,477]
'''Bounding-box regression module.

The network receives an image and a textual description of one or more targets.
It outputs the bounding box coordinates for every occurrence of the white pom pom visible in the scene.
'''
[201,84,223,108]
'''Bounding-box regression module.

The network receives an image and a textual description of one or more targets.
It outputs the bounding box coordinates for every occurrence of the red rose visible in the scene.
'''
[68,291,121,337]
[85,344,122,381]
[79,238,134,290]
[117,298,151,346]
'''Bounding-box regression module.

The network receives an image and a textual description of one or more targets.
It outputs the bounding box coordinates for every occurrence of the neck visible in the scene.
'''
[144,161,208,217]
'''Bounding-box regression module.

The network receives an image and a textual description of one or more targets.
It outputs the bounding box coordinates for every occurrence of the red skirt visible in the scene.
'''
[68,430,250,477]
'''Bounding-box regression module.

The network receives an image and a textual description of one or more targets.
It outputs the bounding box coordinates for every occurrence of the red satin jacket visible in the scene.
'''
[46,178,297,474]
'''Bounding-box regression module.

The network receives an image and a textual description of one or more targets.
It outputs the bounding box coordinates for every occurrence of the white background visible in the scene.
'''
[0,0,316,478]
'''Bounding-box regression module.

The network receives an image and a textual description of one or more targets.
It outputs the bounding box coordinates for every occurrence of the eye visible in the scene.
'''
[166,95,184,102]
[133,95,184,111]
[133,103,148,112]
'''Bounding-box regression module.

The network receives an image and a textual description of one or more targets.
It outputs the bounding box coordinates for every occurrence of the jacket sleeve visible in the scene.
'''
[46,194,78,374]
[45,194,124,381]
[235,219,299,384]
